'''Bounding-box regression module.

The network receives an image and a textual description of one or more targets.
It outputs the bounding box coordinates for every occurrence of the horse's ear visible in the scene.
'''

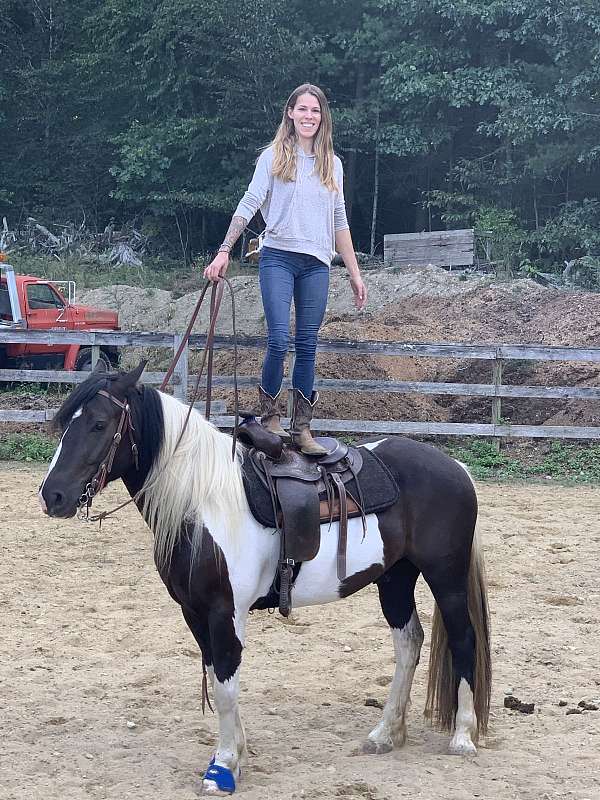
[93,358,108,373]
[120,360,147,389]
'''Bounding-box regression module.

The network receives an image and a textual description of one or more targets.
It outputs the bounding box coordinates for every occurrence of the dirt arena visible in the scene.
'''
[1,463,599,800]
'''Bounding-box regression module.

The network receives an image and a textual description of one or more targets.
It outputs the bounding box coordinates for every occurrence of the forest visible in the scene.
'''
[2,0,600,275]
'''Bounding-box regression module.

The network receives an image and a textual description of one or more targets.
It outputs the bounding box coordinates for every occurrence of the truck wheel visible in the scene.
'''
[75,348,112,372]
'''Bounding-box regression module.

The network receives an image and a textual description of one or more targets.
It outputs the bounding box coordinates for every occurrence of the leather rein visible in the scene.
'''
[77,276,239,524]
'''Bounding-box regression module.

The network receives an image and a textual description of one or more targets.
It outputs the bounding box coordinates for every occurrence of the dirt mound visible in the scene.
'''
[79,264,489,338]
[79,267,600,427]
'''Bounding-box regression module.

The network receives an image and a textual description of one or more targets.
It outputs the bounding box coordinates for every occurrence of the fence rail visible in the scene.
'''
[1,328,600,439]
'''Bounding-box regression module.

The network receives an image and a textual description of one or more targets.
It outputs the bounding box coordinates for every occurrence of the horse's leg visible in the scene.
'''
[201,607,248,794]
[363,558,423,754]
[182,607,248,792]
[424,573,478,755]
[208,664,248,769]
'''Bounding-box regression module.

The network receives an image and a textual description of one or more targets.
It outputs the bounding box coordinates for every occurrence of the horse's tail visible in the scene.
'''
[425,528,492,737]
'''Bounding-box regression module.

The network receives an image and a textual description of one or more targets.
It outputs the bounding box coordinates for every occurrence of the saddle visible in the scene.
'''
[237,415,366,616]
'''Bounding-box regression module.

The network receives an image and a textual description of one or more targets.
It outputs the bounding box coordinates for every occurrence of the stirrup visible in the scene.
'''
[278,558,294,617]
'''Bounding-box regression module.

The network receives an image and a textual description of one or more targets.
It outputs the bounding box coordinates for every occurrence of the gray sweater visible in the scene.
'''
[234,146,349,266]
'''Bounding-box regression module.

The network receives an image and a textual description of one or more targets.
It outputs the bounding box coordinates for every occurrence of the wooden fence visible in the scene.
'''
[1,328,600,439]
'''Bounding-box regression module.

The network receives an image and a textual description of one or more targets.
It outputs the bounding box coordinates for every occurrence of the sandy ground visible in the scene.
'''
[1,463,599,800]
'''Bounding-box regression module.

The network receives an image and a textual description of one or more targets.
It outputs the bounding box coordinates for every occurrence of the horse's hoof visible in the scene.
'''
[202,760,237,794]
[448,736,477,756]
[203,779,233,796]
[362,739,393,755]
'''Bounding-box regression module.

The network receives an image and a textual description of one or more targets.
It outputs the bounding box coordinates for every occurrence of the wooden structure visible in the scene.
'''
[384,229,475,269]
[1,328,600,439]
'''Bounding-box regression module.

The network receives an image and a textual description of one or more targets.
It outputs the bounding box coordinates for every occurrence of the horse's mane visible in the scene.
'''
[141,391,246,572]
[53,374,245,570]
[52,372,114,432]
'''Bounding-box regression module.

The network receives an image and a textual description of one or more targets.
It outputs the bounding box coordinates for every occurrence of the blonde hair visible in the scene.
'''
[268,84,338,192]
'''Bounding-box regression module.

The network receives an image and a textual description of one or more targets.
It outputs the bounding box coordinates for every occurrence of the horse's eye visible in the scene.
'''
[94,421,107,432]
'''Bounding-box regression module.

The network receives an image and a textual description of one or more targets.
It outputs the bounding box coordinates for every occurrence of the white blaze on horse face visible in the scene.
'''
[291,513,385,607]
[38,408,83,512]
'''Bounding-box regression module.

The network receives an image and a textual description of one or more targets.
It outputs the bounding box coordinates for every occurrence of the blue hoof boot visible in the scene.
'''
[203,758,236,794]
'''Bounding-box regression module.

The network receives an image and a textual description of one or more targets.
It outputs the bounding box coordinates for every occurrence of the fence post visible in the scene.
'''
[173,334,188,402]
[91,344,100,369]
[491,353,504,451]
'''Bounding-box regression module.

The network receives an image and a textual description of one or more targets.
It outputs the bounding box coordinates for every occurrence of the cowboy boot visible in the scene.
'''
[258,386,290,439]
[291,388,328,456]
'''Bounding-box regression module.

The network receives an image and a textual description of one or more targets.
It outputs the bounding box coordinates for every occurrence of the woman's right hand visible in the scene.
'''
[203,251,229,282]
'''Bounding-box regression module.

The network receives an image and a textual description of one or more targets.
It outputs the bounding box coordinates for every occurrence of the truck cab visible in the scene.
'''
[0,262,120,370]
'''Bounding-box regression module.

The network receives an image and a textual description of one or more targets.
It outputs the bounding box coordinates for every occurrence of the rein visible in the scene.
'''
[77,276,240,524]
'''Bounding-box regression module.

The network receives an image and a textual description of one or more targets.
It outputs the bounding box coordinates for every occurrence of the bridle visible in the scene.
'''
[77,389,139,520]
[76,276,239,525]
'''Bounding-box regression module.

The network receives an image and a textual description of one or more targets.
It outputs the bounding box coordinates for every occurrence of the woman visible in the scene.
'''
[204,83,367,455]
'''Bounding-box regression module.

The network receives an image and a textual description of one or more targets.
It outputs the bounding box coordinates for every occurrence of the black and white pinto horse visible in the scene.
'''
[39,364,491,795]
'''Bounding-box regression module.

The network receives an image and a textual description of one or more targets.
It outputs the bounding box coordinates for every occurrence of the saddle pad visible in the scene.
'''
[242,446,399,530]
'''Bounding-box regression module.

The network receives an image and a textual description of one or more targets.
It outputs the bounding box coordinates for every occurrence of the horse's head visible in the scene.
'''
[40,361,147,518]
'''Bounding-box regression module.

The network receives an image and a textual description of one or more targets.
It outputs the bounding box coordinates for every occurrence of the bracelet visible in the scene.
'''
[218,244,231,254]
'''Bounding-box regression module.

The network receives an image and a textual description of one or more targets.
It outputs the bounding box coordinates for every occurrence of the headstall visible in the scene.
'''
[77,389,139,520]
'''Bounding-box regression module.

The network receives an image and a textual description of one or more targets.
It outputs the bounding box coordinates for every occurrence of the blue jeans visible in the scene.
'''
[259,247,329,398]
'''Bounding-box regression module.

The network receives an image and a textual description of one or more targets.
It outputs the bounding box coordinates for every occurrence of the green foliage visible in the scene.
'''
[532,200,600,265]
[529,442,600,481]
[562,256,600,290]
[2,1,600,265]
[0,433,57,462]
[445,439,600,482]
[446,440,526,480]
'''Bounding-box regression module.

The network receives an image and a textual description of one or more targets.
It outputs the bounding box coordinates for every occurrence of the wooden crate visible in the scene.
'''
[384,229,474,268]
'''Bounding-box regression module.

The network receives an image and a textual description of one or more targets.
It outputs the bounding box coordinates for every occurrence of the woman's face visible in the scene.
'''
[287,92,322,143]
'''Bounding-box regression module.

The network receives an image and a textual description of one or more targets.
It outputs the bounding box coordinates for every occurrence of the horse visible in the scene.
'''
[39,363,491,795]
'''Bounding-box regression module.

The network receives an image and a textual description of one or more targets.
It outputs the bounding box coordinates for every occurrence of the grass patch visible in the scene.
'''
[446,440,526,480]
[0,432,57,462]
[529,441,600,481]
[8,253,258,292]
[445,439,600,482]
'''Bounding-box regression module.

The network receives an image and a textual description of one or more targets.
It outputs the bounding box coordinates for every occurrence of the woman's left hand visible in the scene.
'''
[350,275,367,310]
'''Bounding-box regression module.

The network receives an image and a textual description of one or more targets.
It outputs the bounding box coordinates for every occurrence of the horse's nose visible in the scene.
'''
[41,488,64,516]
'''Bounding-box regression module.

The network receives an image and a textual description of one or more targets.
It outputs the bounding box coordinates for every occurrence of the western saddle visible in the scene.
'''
[237,415,366,616]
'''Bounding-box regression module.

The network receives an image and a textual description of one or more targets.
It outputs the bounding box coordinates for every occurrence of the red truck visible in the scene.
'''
[0,262,120,370]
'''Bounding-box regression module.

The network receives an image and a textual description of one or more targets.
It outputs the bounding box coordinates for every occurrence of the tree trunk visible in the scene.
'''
[370,105,380,255]
[345,63,366,226]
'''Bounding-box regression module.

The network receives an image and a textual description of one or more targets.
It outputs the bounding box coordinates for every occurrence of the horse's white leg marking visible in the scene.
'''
[203,613,248,795]
[38,408,83,511]
[365,609,424,753]
[449,678,477,755]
